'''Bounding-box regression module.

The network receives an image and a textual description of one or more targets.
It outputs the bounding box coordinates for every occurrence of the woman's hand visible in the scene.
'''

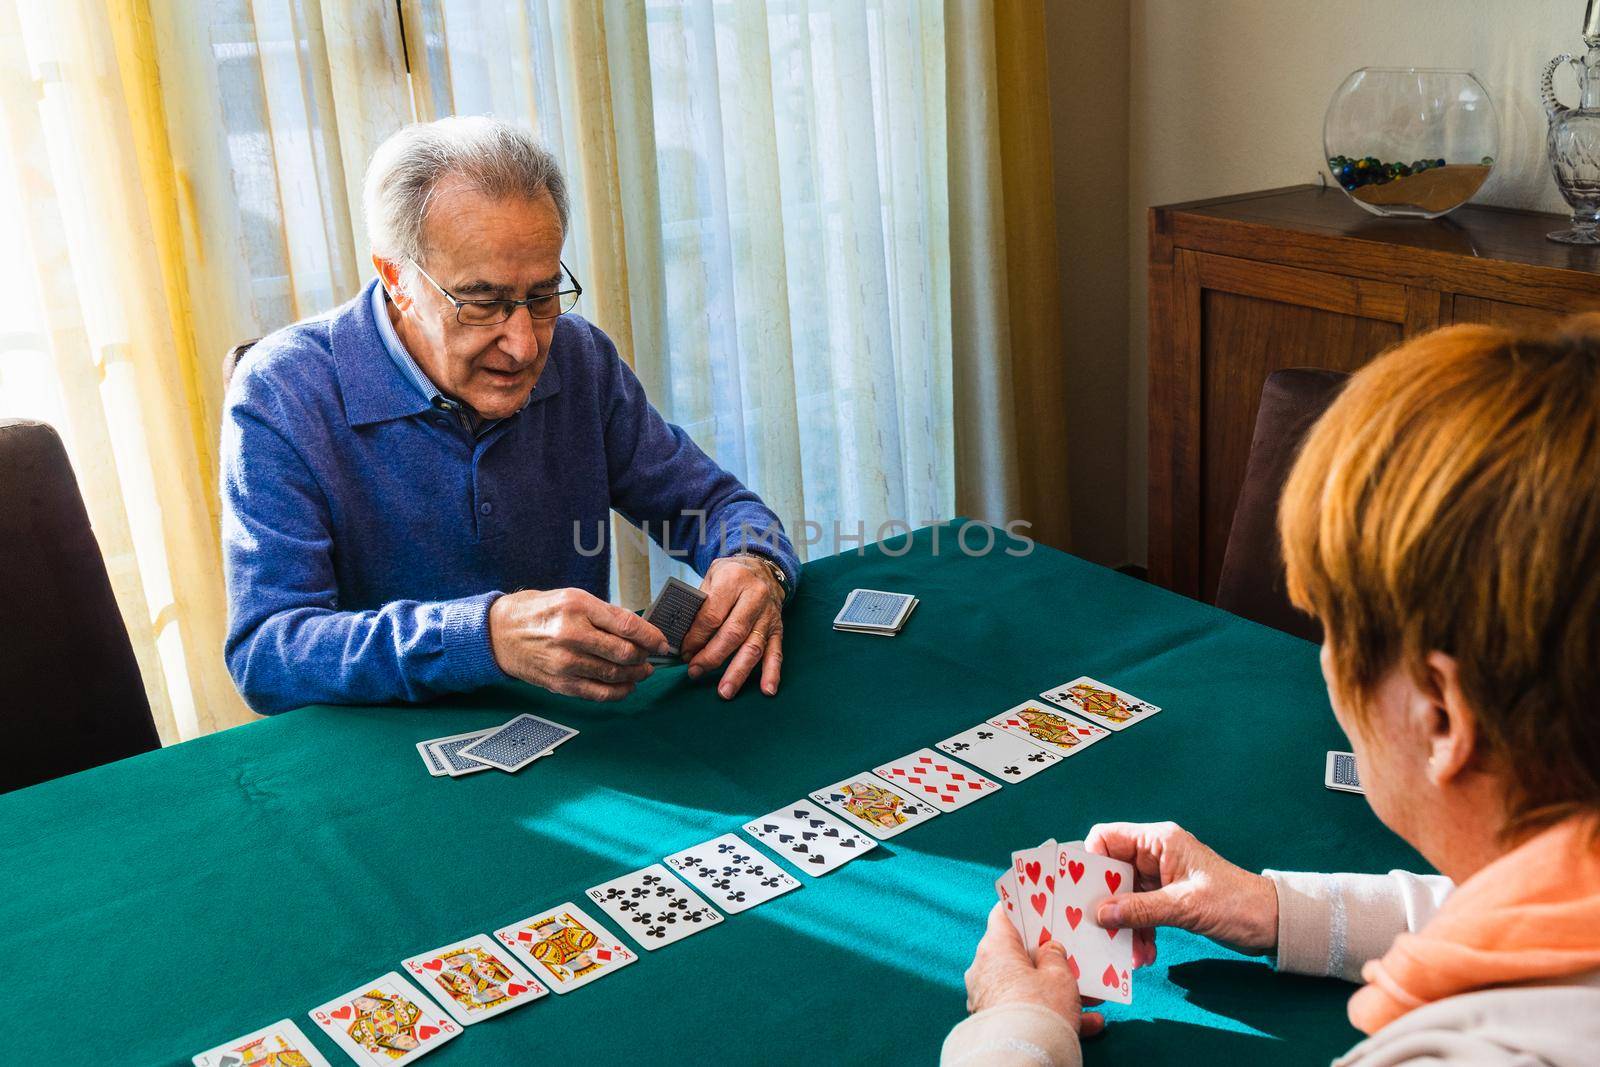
[963,902,1104,1037]
[1085,821,1279,968]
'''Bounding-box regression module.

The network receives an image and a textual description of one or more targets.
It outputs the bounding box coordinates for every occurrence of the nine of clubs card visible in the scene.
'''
[586,864,724,950]
[664,833,800,913]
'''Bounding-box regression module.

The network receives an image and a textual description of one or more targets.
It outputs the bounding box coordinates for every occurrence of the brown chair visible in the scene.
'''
[223,338,259,395]
[0,420,161,792]
[1214,369,1349,643]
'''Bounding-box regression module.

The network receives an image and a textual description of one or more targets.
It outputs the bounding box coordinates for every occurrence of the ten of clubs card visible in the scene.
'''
[495,903,637,993]
[193,1019,333,1067]
[401,934,548,1025]
[308,972,458,1065]
[1041,676,1161,732]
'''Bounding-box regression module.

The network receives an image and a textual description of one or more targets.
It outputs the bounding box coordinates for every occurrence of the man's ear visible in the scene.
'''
[372,255,410,310]
[1420,651,1478,787]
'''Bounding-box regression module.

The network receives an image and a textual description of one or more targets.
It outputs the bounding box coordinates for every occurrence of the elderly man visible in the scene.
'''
[222,117,797,716]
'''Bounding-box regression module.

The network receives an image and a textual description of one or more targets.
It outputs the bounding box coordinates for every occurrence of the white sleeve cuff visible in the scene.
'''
[940,1003,1082,1067]
[1265,869,1454,982]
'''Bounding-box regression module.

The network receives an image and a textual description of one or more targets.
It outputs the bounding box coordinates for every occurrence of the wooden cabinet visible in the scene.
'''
[1148,185,1600,600]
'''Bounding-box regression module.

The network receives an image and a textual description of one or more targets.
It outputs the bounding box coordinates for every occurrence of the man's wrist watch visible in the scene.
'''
[734,551,789,603]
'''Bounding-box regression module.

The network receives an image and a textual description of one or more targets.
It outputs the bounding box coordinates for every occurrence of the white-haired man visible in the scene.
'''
[221,117,797,715]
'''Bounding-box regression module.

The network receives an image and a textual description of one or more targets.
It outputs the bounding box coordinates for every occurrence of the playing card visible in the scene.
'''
[743,800,878,876]
[424,730,492,777]
[495,902,637,993]
[308,972,458,1065]
[401,933,547,1025]
[586,864,723,950]
[1051,841,1135,1004]
[1041,676,1161,732]
[935,724,1063,781]
[809,772,940,839]
[1012,839,1057,960]
[415,739,449,778]
[665,833,800,913]
[988,701,1110,758]
[458,713,577,772]
[644,575,707,658]
[193,1020,333,1067]
[871,748,1001,811]
[995,870,1027,944]
[833,588,918,632]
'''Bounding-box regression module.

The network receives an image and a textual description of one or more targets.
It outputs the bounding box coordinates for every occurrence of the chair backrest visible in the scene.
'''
[0,420,161,792]
[1214,369,1350,643]
[223,339,259,396]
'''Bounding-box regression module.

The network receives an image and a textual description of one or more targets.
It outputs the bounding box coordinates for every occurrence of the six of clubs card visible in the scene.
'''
[810,773,940,839]
[495,903,637,993]
[401,934,548,1025]
[586,864,724,950]
[308,972,458,1065]
[743,800,878,876]
[1041,676,1161,732]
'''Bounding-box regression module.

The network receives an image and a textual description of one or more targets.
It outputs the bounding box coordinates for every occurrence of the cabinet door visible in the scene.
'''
[1150,251,1414,598]
[1453,296,1574,331]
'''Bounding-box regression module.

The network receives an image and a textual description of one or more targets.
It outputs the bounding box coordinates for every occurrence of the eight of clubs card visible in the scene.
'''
[935,724,1062,782]
[193,1020,333,1067]
[665,833,800,913]
[743,800,877,876]
[495,903,636,993]
[871,749,1001,811]
[1053,842,1135,1004]
[988,702,1109,758]
[1041,676,1161,731]
[810,773,939,839]
[308,972,458,1065]
[1012,839,1057,959]
[401,934,547,1025]
[586,864,723,950]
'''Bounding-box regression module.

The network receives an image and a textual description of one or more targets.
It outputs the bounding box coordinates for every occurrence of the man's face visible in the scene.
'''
[388,181,565,421]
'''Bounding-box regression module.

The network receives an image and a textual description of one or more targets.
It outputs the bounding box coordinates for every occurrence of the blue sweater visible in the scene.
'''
[221,280,798,715]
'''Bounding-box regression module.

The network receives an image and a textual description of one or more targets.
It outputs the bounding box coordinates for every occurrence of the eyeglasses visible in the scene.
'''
[409,259,582,326]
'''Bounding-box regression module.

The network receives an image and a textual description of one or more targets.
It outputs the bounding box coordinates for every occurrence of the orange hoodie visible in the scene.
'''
[1348,814,1600,1034]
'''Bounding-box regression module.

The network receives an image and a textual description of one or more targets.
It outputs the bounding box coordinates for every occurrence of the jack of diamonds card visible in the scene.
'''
[871,748,1001,811]
[308,972,458,1065]
[401,934,547,1025]
[495,903,636,993]
[193,1019,333,1067]
[1052,842,1135,1004]
[810,773,940,839]
[1040,676,1161,731]
[988,701,1109,757]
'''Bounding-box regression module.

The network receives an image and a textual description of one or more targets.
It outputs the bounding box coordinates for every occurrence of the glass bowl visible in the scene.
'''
[1324,68,1499,219]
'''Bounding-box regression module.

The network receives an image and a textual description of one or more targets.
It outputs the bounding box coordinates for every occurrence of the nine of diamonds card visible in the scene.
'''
[810,772,940,839]
[664,833,800,913]
[871,748,1002,811]
[308,972,458,1065]
[401,934,548,1025]
[1040,676,1161,732]
[586,864,724,950]
[193,1019,333,1067]
[495,903,637,993]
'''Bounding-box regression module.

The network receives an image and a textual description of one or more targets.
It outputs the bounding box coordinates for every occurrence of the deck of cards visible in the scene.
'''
[833,588,919,635]
[416,713,577,778]
[645,575,708,663]
[999,839,1136,1004]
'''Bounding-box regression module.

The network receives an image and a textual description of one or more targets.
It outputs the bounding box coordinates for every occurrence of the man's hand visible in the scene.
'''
[488,588,670,702]
[1085,821,1280,968]
[963,902,1104,1037]
[678,555,785,699]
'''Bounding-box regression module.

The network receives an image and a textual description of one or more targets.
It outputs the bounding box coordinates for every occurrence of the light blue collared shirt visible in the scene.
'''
[371,283,495,437]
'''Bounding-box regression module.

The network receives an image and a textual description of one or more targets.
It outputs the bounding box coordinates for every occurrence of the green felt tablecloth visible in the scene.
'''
[0,521,1423,1065]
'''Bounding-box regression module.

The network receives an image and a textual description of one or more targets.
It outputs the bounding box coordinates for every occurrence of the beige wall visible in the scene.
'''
[1050,0,1580,567]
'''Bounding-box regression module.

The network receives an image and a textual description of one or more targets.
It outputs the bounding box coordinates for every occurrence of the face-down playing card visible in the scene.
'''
[871,748,1001,811]
[664,833,800,913]
[586,864,724,950]
[1040,676,1161,732]
[935,724,1063,782]
[401,934,547,1025]
[743,799,878,876]
[809,773,940,839]
[987,701,1109,758]
[308,972,458,1065]
[193,1020,333,1067]
[1051,841,1135,1004]
[458,714,576,772]
[494,903,637,993]
[644,575,707,658]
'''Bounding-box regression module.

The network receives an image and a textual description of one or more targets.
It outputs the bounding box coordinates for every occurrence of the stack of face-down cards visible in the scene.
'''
[645,576,708,664]
[997,838,1136,1005]
[833,588,919,636]
[416,713,577,778]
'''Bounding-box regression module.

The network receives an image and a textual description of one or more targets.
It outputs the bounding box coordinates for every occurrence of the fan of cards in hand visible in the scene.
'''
[998,838,1136,1005]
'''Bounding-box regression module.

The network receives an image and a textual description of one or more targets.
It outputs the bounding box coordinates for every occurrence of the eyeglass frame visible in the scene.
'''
[408,258,583,326]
